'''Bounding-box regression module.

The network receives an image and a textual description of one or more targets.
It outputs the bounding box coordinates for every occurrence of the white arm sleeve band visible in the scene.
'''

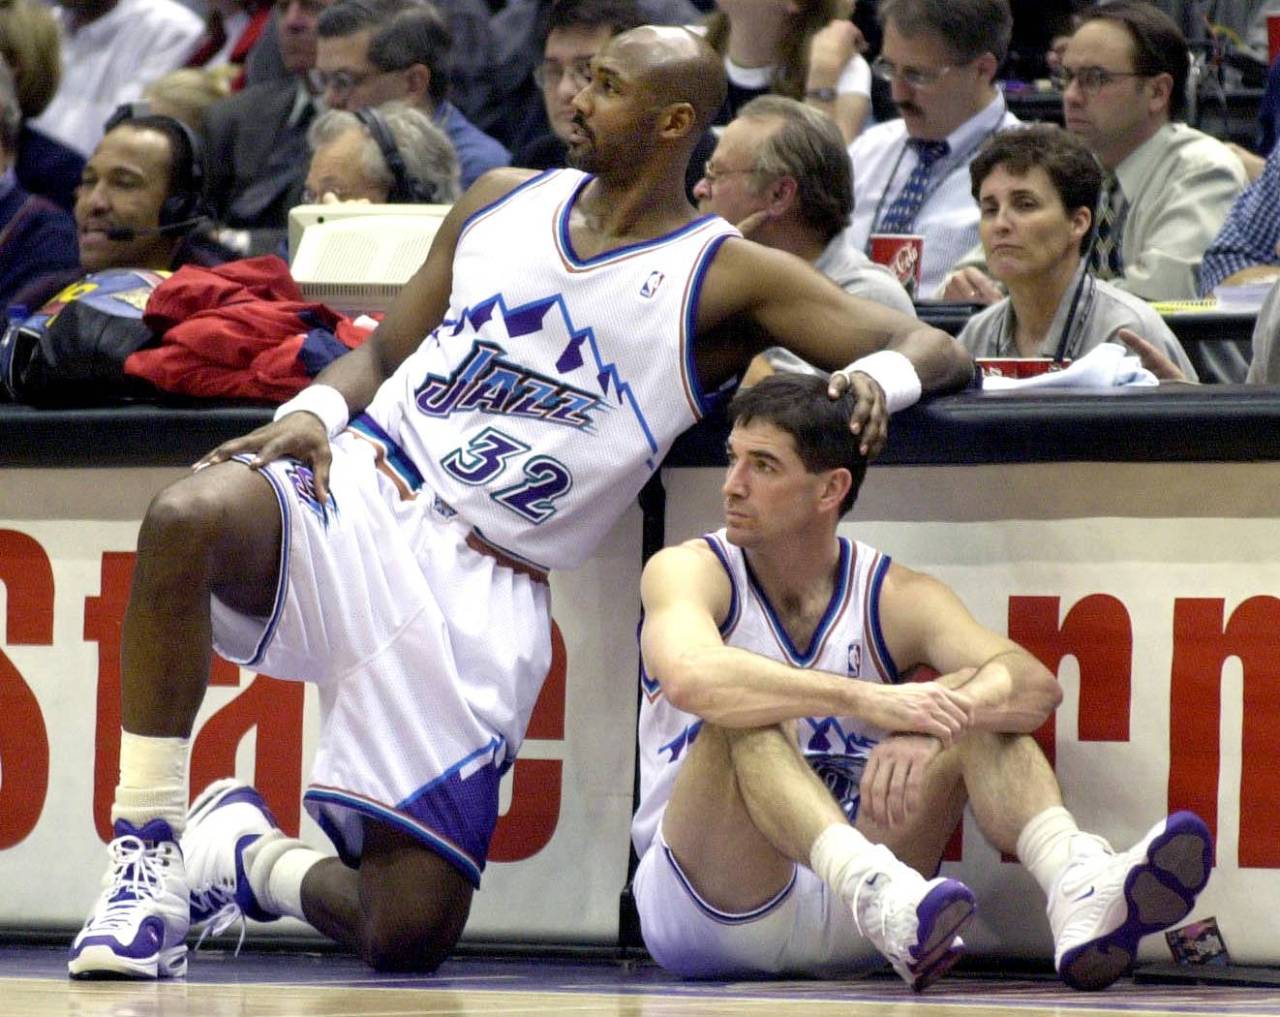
[839,349,923,413]
[272,384,350,439]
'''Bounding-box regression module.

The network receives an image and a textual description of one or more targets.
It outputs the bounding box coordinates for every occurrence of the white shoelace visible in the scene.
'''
[87,836,176,932]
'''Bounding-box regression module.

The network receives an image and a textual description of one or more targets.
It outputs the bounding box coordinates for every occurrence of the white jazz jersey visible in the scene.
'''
[363,169,740,571]
[632,530,901,857]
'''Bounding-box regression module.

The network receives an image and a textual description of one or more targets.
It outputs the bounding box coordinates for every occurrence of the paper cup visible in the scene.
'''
[868,233,924,298]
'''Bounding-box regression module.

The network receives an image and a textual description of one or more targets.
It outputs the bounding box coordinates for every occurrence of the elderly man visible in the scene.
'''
[315,0,508,189]
[846,0,1020,297]
[302,101,459,205]
[696,95,913,316]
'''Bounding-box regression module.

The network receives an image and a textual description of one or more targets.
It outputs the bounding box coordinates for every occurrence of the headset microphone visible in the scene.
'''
[104,217,206,242]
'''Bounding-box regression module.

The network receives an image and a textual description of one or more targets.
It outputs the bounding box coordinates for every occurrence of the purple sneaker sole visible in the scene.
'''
[907,879,977,992]
[1058,811,1213,992]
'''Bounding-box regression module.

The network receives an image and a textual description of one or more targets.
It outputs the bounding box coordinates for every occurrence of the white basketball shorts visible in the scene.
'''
[210,417,552,887]
[632,821,883,978]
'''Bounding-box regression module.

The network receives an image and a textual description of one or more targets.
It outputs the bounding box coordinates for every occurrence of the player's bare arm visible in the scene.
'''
[878,562,1062,733]
[193,168,540,499]
[695,239,973,454]
[640,542,971,742]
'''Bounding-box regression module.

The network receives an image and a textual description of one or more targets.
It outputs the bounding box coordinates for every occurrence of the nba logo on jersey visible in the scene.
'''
[847,642,862,676]
[640,270,664,298]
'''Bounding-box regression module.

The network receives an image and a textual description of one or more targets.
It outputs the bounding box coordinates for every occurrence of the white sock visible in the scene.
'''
[243,833,327,922]
[110,731,189,834]
[810,823,899,903]
[1017,805,1093,897]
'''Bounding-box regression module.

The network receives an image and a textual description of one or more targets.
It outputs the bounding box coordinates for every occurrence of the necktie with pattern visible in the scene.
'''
[877,139,951,234]
[1091,172,1125,279]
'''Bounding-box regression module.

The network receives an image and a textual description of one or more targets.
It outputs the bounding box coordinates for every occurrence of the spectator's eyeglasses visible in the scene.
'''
[871,56,958,89]
[317,68,395,96]
[534,58,593,91]
[701,161,759,186]
[1051,66,1148,93]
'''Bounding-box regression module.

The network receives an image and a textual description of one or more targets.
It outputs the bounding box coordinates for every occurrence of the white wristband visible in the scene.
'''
[273,384,349,439]
[839,350,922,414]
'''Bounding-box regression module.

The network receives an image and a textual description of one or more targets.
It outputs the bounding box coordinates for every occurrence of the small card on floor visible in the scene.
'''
[1166,916,1231,966]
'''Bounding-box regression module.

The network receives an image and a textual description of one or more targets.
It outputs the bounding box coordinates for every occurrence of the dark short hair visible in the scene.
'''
[969,123,1102,253]
[370,5,452,104]
[110,114,199,203]
[728,373,868,516]
[1078,0,1188,120]
[879,0,1013,68]
[545,0,642,41]
[737,95,852,245]
[318,0,452,104]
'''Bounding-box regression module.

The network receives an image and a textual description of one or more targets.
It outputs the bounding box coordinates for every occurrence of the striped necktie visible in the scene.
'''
[1091,172,1125,279]
[877,139,950,234]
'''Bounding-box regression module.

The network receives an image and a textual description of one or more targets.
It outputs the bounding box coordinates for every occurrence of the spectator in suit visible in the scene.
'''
[0,56,78,310]
[0,0,85,212]
[28,0,204,158]
[202,0,335,256]
[314,0,509,189]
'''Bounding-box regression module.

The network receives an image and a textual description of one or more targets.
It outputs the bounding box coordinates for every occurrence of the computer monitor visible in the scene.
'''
[288,202,452,314]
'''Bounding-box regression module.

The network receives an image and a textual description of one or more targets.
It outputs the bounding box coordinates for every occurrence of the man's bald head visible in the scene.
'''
[605,25,726,132]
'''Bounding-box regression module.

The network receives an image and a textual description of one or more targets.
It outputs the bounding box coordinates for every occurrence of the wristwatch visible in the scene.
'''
[805,87,837,102]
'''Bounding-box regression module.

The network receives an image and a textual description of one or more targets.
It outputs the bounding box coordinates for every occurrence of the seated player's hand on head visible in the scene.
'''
[826,368,888,458]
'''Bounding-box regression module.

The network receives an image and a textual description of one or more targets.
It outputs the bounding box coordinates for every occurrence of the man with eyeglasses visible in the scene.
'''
[511,0,713,200]
[512,0,643,170]
[315,0,508,190]
[203,0,337,256]
[845,0,1019,299]
[943,1,1247,379]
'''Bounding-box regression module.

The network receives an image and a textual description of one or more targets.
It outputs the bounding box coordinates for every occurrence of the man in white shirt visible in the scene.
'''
[846,0,1019,297]
[30,0,203,158]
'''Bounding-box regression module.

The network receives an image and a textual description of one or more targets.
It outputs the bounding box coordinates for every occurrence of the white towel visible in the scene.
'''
[980,342,1158,391]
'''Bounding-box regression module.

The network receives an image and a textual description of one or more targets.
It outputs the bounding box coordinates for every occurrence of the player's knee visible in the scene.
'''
[360,905,463,973]
[140,477,229,556]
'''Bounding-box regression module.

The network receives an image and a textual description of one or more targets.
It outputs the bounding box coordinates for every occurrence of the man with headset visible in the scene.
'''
[10,104,234,310]
[302,102,460,206]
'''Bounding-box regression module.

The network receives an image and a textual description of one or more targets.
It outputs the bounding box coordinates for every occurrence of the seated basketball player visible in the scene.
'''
[633,372,1213,991]
[68,27,974,980]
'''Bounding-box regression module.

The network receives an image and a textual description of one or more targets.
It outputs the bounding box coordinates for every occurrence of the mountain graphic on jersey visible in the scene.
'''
[418,291,660,463]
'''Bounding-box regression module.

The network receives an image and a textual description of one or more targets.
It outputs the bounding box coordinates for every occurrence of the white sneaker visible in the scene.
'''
[68,819,189,979]
[182,779,283,938]
[1049,811,1213,991]
[853,861,977,991]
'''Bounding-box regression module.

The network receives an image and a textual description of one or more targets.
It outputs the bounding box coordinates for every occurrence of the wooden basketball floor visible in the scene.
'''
[6,945,1280,1017]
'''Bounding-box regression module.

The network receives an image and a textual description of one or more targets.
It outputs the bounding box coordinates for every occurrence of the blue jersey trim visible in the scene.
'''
[457,168,556,242]
[701,533,740,637]
[557,173,727,268]
[305,786,484,888]
[350,413,425,492]
[683,233,735,418]
[867,552,899,681]
[744,537,852,667]
[226,453,291,668]
[662,841,797,925]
